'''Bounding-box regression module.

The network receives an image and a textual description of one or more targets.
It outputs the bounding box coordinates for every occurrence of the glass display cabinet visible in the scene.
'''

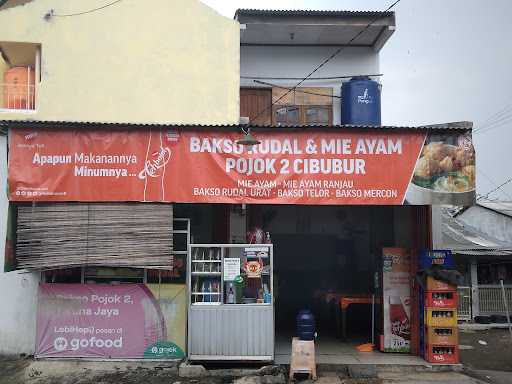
[187,244,274,361]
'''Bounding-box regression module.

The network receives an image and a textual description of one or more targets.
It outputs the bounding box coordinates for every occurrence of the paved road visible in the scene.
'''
[466,370,512,384]
[378,371,488,384]
[298,371,490,383]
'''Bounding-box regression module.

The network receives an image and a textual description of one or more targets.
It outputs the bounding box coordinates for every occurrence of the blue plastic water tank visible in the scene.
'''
[341,76,381,126]
[296,310,315,341]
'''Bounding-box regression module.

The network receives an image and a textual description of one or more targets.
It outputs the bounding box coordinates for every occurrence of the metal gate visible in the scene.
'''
[478,285,512,315]
[457,286,472,321]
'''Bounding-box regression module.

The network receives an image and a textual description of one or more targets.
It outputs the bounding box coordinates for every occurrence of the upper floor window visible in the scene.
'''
[240,86,334,126]
[0,42,40,112]
[274,105,332,126]
[272,87,333,126]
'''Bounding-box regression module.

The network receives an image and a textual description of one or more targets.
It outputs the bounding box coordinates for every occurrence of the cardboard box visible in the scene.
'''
[426,276,456,292]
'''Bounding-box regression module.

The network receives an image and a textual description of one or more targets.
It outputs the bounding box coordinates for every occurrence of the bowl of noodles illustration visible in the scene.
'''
[405,142,475,205]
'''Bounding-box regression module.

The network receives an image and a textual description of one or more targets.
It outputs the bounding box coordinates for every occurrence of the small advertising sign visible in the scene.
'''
[382,248,411,353]
[36,283,186,359]
[419,249,455,270]
[243,260,263,278]
[243,247,269,258]
[223,258,241,281]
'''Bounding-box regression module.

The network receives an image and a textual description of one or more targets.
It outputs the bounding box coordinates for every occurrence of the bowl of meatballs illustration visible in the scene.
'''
[406,142,475,204]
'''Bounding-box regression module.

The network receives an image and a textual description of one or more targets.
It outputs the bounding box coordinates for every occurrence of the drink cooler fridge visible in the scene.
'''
[187,244,274,361]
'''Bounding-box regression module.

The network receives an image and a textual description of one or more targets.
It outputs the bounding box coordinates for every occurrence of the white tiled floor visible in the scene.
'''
[274,335,426,366]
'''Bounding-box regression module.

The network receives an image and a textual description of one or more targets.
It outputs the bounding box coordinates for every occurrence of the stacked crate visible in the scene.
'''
[423,276,459,364]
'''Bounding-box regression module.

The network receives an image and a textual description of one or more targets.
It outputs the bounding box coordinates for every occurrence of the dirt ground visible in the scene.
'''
[3,330,511,384]
[459,328,512,371]
[29,370,229,384]
[0,362,227,384]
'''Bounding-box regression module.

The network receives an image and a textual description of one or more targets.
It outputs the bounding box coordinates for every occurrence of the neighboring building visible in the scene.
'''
[0,3,474,367]
[236,9,395,125]
[0,0,239,356]
[440,202,512,321]
[0,0,239,124]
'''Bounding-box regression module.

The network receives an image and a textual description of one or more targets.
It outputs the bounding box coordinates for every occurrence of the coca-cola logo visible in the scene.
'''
[138,146,171,179]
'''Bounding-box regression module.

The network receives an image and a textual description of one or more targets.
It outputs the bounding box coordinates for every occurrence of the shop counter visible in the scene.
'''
[187,244,274,361]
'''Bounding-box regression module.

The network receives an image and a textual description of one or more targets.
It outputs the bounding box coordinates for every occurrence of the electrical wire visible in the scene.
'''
[473,114,512,136]
[241,74,383,81]
[477,177,512,201]
[253,80,342,99]
[472,103,512,135]
[249,0,401,123]
[479,102,512,127]
[50,0,124,17]
[477,167,512,200]
[474,110,512,132]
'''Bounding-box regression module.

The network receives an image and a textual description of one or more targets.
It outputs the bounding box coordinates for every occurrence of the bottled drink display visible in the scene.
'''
[432,310,454,318]
[434,328,453,336]
[432,292,453,300]
[433,346,455,355]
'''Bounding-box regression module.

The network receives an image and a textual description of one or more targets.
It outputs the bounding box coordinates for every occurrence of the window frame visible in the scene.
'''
[272,104,333,126]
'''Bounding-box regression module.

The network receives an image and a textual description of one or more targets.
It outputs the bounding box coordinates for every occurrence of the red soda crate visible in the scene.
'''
[426,327,458,345]
[425,291,457,308]
[425,344,459,364]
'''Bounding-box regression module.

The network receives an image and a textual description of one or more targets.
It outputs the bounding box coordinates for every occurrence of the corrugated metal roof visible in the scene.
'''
[441,207,512,256]
[478,201,512,218]
[0,120,472,132]
[236,8,395,49]
[235,9,394,18]
[452,249,512,257]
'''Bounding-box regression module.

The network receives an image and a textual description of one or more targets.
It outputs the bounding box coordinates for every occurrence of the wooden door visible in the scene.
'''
[240,88,272,125]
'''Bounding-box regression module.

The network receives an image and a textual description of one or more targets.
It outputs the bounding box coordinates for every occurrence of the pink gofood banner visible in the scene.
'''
[36,283,185,359]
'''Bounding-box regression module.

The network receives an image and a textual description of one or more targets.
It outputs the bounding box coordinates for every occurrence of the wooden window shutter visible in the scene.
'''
[240,88,272,125]
[15,203,173,270]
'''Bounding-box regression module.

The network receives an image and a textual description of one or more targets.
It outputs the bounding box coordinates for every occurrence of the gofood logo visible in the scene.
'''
[53,337,68,351]
[52,336,123,352]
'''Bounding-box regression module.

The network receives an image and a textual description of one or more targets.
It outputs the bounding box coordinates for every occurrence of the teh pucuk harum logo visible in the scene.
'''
[54,337,68,351]
[138,146,171,180]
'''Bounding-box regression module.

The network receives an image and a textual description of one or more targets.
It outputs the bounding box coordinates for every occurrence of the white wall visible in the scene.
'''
[0,135,39,356]
[240,46,380,124]
[430,205,443,249]
[458,206,512,245]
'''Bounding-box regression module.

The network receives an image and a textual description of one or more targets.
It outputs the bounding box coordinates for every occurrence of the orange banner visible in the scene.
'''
[9,128,431,204]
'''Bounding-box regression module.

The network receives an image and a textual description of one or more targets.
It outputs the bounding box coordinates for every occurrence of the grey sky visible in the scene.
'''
[202,0,512,200]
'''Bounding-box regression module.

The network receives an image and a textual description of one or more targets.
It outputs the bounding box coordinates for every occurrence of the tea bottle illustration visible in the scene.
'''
[138,129,172,202]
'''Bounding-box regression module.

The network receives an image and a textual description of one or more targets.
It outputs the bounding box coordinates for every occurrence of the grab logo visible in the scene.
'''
[54,337,68,351]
